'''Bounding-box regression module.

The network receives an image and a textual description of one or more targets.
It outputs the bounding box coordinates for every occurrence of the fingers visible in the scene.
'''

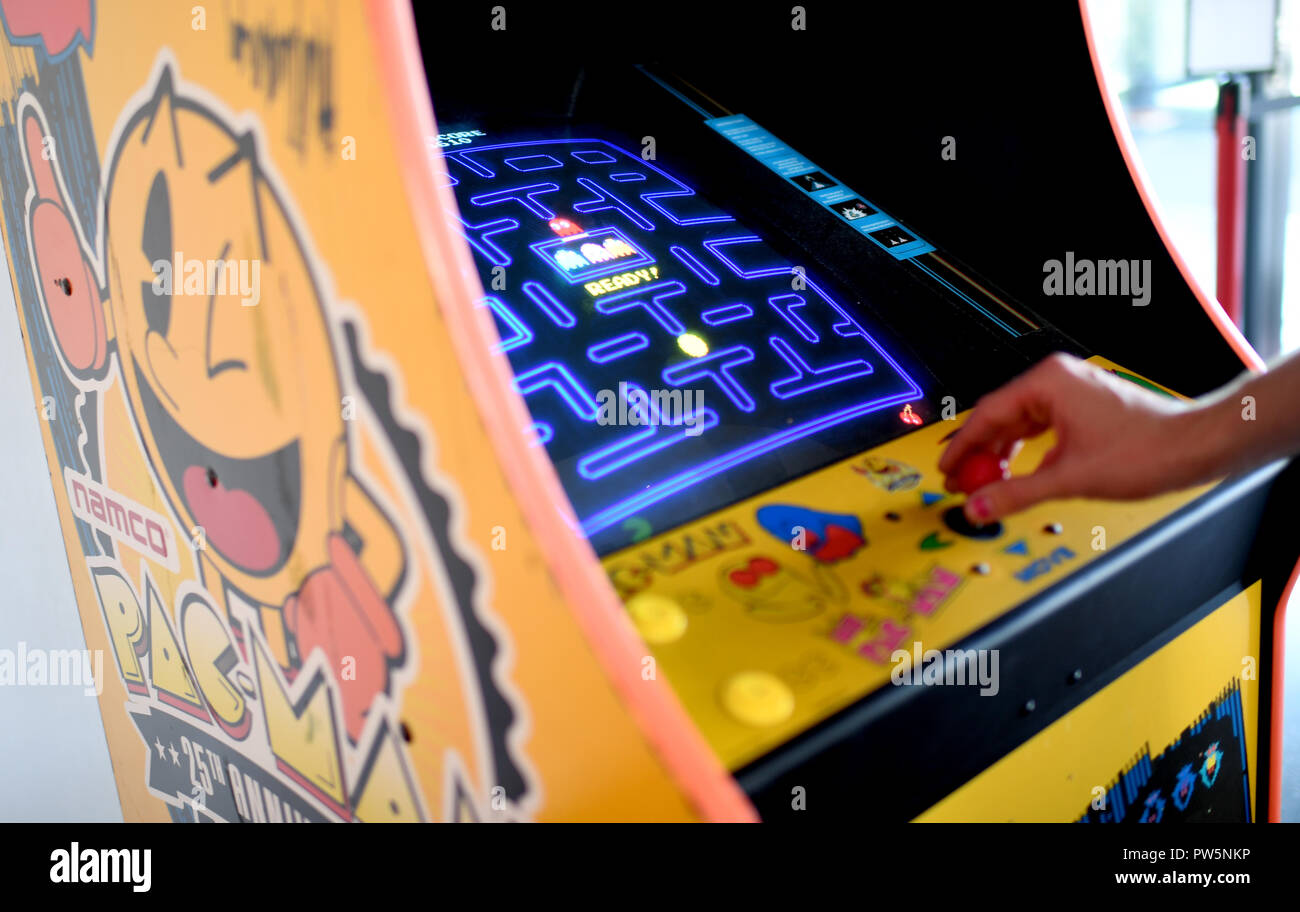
[1037,441,1065,472]
[939,354,1083,477]
[943,438,1025,493]
[937,355,1092,521]
[938,388,1026,475]
[964,468,1066,524]
[939,382,1048,476]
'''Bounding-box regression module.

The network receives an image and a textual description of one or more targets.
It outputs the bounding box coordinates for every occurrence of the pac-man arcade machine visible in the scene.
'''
[414,1,1299,822]
[0,0,1293,823]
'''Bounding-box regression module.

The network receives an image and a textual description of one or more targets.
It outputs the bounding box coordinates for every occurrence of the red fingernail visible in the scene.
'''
[969,496,991,521]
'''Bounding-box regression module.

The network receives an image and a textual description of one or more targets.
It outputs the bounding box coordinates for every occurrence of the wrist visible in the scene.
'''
[1170,395,1240,483]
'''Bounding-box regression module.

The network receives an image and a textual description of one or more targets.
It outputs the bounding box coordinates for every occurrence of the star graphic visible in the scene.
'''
[169,743,181,766]
[154,737,166,759]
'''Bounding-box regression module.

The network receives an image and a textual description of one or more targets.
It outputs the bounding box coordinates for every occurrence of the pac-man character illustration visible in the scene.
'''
[755,504,865,564]
[20,66,405,744]
[719,554,846,622]
[851,455,922,492]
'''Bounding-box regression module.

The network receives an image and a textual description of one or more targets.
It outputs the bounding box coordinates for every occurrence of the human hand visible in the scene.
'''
[938,353,1214,524]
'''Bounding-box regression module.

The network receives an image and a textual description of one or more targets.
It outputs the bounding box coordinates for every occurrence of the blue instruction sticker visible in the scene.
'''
[706,114,934,260]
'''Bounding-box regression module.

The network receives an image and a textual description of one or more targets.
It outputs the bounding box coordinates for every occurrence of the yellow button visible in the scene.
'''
[626,593,688,644]
[721,671,795,727]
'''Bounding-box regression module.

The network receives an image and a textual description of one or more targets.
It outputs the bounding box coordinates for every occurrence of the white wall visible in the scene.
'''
[0,252,121,822]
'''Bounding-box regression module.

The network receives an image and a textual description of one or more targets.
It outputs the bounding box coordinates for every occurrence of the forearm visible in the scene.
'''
[1177,353,1300,482]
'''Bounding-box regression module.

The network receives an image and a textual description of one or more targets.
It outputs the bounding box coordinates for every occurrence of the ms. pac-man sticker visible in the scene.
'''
[756,504,866,564]
[719,555,847,623]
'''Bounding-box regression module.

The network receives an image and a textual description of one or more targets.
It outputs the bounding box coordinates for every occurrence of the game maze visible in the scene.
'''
[444,138,922,543]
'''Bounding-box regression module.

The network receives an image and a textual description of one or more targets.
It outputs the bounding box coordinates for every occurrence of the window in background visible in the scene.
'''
[1087,0,1220,302]
[1087,0,1300,356]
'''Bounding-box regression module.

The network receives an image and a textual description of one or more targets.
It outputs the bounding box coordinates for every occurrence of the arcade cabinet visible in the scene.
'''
[418,2,1298,821]
[1,0,1293,823]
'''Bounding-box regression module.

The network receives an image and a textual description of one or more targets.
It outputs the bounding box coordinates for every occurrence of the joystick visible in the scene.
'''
[951,448,1009,495]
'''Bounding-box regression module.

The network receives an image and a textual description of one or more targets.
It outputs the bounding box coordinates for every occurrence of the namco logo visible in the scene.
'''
[64,469,179,571]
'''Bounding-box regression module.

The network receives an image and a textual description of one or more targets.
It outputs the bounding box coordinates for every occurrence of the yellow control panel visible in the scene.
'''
[601,357,1213,770]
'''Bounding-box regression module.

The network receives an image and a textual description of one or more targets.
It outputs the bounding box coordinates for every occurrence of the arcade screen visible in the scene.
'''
[440,123,965,552]
[416,0,1258,557]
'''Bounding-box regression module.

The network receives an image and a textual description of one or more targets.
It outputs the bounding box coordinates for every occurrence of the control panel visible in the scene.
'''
[600,357,1212,769]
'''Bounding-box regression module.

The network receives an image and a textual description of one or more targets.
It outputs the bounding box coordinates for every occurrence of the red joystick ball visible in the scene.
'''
[952,449,1010,495]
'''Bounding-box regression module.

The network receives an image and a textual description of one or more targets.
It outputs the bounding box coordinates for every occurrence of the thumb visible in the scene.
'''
[964,470,1065,524]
